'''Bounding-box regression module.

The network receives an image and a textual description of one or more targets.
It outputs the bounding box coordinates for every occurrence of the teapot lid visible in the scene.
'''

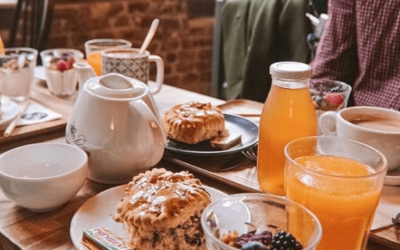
[86,73,147,99]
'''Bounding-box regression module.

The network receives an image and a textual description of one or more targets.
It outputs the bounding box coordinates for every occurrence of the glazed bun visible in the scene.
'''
[163,102,227,144]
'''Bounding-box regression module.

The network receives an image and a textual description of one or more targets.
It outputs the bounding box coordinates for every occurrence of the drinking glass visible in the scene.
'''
[201,193,322,250]
[84,39,131,75]
[0,48,38,102]
[285,136,388,250]
[310,80,352,117]
[40,48,84,97]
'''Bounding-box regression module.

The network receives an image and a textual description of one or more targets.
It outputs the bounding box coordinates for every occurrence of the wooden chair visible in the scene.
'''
[7,0,54,52]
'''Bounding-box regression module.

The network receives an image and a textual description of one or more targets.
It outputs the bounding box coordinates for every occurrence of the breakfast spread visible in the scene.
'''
[163,102,228,144]
[222,229,303,250]
[112,168,211,250]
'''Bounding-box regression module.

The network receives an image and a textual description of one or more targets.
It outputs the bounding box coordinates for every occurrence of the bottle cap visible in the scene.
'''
[270,62,313,79]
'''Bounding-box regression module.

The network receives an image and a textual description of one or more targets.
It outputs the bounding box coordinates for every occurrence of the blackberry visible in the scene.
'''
[271,231,303,250]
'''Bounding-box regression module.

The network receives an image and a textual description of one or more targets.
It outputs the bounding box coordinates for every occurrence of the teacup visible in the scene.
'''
[319,106,400,172]
[102,48,164,94]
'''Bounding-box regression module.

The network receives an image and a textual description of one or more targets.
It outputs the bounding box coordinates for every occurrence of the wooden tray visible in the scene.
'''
[0,79,72,145]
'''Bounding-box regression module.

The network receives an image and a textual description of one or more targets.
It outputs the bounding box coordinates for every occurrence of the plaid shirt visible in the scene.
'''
[311,0,400,110]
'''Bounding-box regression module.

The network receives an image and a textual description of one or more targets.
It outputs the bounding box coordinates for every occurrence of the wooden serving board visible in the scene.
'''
[0,79,72,146]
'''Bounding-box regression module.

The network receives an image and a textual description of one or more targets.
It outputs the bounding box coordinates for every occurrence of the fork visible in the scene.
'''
[242,145,258,161]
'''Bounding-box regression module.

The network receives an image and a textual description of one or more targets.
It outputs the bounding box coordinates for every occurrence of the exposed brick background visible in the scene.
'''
[0,0,215,95]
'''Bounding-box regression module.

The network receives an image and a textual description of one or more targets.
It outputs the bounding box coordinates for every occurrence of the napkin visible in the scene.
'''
[16,101,62,126]
[371,185,400,230]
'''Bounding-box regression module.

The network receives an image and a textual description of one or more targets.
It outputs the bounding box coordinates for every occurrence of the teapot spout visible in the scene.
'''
[73,62,97,91]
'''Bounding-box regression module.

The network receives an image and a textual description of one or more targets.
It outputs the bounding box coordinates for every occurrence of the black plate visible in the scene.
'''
[165,114,259,156]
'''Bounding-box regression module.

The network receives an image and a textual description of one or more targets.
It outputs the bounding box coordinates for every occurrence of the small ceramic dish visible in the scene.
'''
[0,143,88,212]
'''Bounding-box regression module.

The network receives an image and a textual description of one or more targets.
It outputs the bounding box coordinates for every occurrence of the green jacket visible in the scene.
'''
[217,0,314,102]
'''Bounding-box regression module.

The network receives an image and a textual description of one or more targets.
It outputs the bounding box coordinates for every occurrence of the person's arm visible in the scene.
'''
[311,0,358,86]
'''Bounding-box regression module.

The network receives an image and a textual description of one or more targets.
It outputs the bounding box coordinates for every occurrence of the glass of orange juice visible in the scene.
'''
[285,136,388,250]
[84,39,131,75]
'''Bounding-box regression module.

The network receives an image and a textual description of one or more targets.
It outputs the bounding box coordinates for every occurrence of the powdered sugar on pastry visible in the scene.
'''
[113,168,211,250]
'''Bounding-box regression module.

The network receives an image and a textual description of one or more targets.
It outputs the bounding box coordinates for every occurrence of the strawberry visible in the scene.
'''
[325,93,344,110]
[56,60,68,72]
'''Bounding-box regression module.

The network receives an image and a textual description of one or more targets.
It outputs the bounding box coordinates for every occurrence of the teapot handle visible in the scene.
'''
[129,99,166,146]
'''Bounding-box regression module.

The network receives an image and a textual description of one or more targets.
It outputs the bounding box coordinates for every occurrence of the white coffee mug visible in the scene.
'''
[101,48,164,94]
[319,106,400,172]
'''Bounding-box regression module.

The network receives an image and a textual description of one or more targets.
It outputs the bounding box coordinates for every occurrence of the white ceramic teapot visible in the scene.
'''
[66,63,165,184]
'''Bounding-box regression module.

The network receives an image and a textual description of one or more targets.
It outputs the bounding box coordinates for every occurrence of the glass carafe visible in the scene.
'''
[257,61,318,195]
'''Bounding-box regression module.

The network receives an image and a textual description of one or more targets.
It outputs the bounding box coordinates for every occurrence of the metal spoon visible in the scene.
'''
[139,19,159,54]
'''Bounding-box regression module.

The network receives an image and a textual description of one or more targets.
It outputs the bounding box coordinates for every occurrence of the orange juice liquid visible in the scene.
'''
[86,52,102,75]
[286,155,381,250]
[257,84,317,195]
[0,34,4,54]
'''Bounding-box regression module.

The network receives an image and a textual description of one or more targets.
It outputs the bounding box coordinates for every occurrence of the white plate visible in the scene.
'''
[70,184,228,249]
[0,98,19,127]
[384,167,400,186]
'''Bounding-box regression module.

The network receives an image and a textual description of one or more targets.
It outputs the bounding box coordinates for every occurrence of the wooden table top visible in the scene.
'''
[0,78,398,250]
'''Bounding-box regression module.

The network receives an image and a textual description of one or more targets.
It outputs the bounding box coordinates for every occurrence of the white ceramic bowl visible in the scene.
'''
[0,143,88,212]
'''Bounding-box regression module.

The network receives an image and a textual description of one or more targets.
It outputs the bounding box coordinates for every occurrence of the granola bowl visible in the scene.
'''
[201,193,322,250]
[310,80,352,117]
[40,48,84,97]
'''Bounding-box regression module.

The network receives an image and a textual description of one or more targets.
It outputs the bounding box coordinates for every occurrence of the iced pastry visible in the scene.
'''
[163,102,227,144]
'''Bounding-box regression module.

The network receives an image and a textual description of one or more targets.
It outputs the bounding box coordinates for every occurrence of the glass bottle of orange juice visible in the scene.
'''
[257,62,317,195]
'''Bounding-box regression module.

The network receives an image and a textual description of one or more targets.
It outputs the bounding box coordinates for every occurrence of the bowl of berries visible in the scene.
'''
[40,49,84,97]
[201,193,322,250]
[310,80,352,117]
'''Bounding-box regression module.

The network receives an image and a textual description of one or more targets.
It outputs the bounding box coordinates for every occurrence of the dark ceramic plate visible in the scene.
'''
[165,114,259,156]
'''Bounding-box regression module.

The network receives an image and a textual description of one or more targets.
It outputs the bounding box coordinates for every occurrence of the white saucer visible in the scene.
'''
[384,168,400,186]
[0,99,19,128]
[69,184,227,250]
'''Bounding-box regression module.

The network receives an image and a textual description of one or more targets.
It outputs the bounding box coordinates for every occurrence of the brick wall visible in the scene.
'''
[1,0,215,95]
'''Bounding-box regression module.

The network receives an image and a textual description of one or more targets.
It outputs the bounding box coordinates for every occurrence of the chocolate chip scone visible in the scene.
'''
[113,168,211,250]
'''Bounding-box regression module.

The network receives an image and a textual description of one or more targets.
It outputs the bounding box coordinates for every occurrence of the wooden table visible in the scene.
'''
[0,79,399,250]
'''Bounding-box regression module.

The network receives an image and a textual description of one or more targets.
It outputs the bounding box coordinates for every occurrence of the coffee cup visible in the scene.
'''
[102,48,164,94]
[319,106,400,172]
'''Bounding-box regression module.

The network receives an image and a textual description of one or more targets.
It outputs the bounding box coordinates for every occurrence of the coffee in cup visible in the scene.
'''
[319,106,400,172]
[101,48,164,94]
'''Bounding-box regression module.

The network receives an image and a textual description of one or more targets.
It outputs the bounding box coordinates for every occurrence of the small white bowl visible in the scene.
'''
[0,143,88,212]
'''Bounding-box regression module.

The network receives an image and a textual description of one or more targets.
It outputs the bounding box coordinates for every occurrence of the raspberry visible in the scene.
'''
[56,60,68,72]
[271,231,303,250]
[66,58,75,69]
